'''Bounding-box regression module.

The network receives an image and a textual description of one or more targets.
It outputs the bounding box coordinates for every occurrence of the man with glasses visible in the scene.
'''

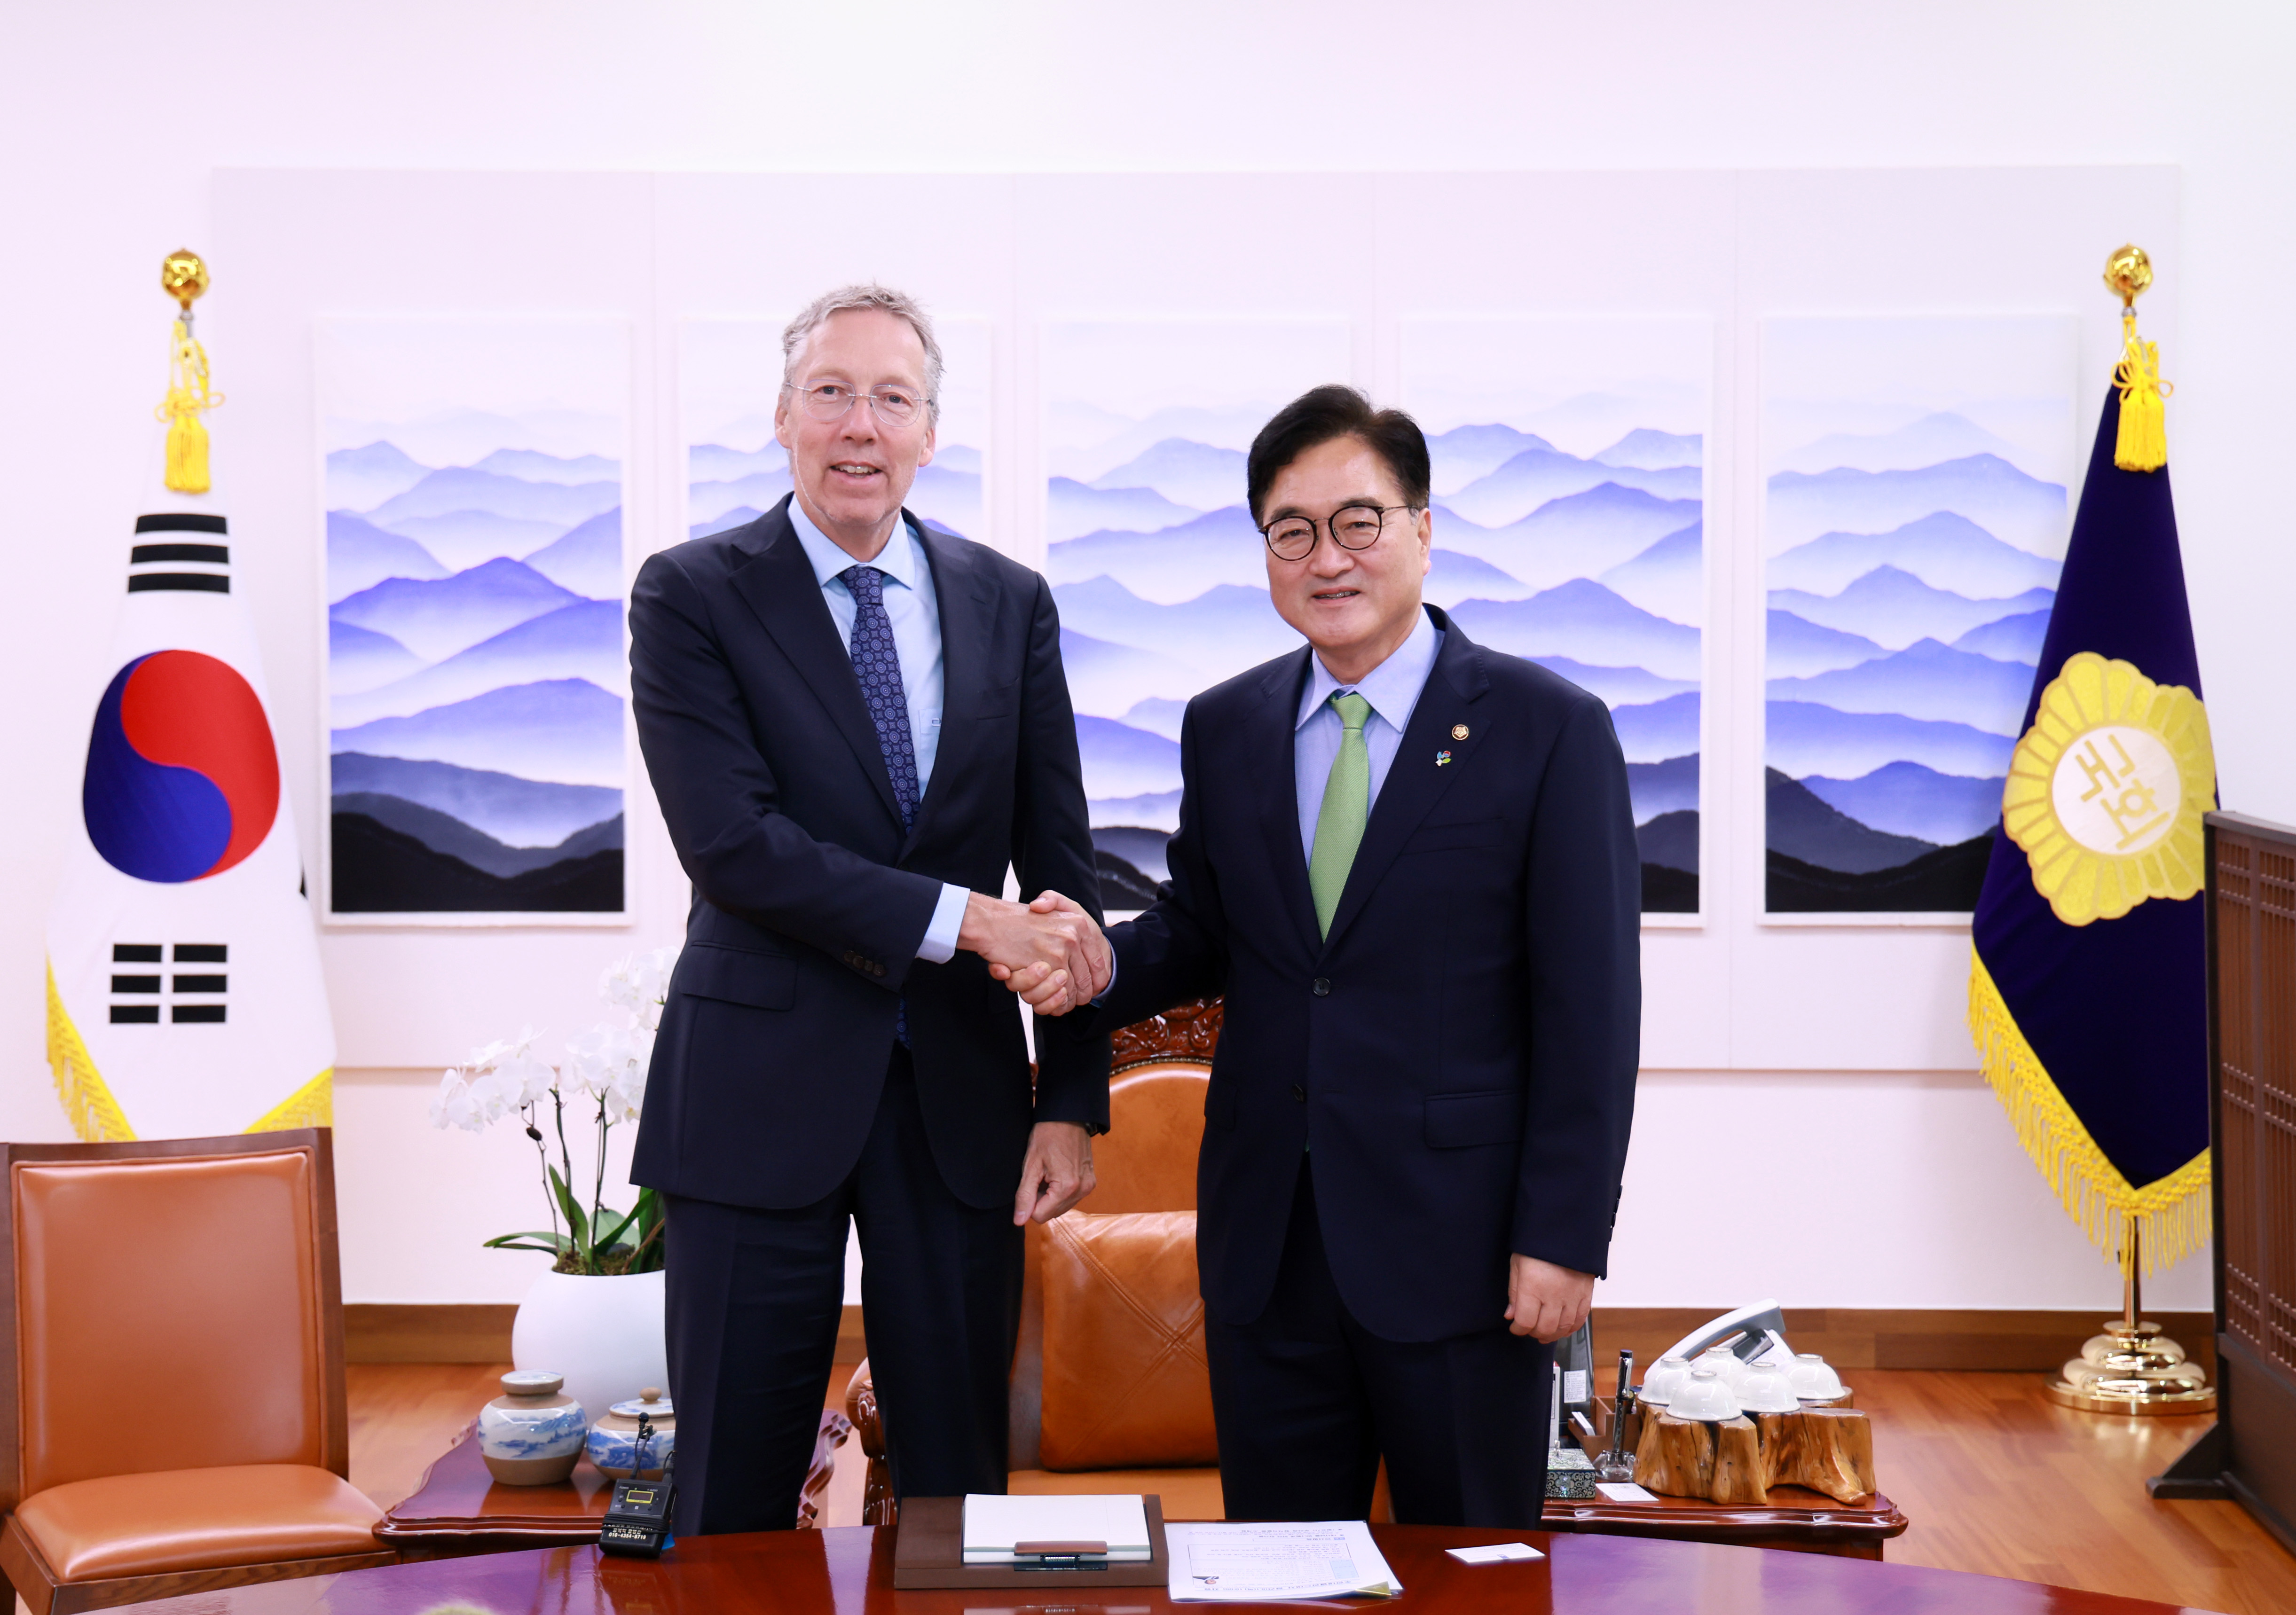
[630,284,1111,1537]
[1022,384,1641,1526]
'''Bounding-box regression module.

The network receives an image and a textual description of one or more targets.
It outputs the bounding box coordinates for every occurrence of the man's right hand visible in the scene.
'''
[961,891,1110,1016]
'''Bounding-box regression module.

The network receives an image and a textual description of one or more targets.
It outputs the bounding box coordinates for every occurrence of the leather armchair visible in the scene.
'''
[0,1131,392,1612]
[848,1000,1227,1522]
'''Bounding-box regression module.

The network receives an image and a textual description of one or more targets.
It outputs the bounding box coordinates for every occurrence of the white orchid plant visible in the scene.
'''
[429,947,677,1276]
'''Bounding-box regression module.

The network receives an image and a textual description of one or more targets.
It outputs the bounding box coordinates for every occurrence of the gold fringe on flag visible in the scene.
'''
[1968,947,2208,1272]
[247,1069,335,1134]
[2112,308,2171,473]
[44,962,137,1143]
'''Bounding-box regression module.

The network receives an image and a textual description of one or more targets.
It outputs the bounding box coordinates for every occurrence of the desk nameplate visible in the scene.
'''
[896,1495,1170,1589]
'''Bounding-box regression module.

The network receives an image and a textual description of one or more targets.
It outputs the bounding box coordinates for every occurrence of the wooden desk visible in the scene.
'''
[376,1409,849,1558]
[115,1521,2220,1615]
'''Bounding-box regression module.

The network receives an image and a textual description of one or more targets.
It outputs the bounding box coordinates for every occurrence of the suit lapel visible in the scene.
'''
[905,519,993,858]
[1252,649,1323,957]
[1321,612,1495,952]
[725,499,906,832]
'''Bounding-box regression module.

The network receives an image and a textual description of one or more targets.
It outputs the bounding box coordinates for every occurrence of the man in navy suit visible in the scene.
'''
[629,285,1112,1537]
[1022,386,1640,1526]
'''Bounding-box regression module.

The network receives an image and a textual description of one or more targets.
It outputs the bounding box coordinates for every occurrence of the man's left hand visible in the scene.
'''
[1013,1121,1095,1225]
[1505,1254,1596,1342]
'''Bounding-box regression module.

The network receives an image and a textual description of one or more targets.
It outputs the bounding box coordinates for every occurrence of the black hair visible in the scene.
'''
[1245,384,1432,525]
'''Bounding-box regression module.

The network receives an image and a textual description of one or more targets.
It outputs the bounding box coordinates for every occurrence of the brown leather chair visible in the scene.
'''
[0,1130,392,1612]
[848,1001,1227,1522]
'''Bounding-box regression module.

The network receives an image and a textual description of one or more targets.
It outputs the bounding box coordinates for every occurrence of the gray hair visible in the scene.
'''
[781,284,943,419]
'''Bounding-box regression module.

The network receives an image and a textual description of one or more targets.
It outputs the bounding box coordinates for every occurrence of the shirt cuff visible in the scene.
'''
[917,882,970,964]
[1090,951,1118,1007]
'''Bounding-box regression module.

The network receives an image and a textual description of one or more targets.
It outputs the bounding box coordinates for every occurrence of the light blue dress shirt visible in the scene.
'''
[786,498,970,964]
[1293,605,1445,861]
[1093,607,1443,1013]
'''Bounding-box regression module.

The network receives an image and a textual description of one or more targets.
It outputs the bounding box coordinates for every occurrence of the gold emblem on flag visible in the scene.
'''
[2002,651,2214,926]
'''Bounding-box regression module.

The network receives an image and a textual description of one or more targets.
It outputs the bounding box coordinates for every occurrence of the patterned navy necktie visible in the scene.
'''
[842,562,918,1047]
[841,564,919,832]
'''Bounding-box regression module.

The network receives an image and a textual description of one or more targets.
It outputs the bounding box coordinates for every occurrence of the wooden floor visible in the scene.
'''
[346,1364,2296,1615]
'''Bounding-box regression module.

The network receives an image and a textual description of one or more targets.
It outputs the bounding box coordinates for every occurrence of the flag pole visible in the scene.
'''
[2048,1215,2213,1414]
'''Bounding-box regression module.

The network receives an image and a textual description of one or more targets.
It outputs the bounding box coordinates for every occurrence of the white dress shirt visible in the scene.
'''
[786,497,969,963]
[1293,605,1445,860]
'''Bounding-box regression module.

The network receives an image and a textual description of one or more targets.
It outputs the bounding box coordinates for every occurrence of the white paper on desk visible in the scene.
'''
[1163,1521,1401,1601]
[1446,1542,1544,1564]
[961,1494,1152,1563]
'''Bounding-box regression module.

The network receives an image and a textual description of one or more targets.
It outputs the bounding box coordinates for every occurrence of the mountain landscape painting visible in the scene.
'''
[1402,317,1711,913]
[1039,320,1353,909]
[319,319,629,919]
[1762,316,2077,914]
[684,315,991,543]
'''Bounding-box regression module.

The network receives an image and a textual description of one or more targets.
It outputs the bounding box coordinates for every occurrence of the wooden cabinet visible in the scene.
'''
[2165,812,2296,1545]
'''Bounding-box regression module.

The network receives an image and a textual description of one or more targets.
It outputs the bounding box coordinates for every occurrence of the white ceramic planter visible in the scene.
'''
[511,1268,668,1431]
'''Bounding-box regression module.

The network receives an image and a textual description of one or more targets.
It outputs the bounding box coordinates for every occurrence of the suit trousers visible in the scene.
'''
[662,1049,1024,1535]
[1204,1157,1553,1527]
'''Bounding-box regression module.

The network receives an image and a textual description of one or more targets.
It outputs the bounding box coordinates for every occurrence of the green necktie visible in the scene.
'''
[1309,692,1373,939]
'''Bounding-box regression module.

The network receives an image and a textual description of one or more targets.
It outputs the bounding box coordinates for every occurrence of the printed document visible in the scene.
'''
[1164,1521,1401,1601]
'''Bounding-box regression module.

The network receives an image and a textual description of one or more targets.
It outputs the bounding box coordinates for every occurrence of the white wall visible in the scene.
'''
[8,1,2288,1315]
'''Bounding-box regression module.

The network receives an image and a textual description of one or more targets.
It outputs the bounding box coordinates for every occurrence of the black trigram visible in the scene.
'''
[109,943,228,1024]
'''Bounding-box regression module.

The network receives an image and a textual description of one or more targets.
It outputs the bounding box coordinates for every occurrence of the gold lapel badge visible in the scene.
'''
[1450,724,1469,740]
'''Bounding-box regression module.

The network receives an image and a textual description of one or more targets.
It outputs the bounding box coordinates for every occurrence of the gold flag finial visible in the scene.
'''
[2106,245,2169,473]
[155,251,222,492]
[2103,243,2153,309]
[160,249,210,312]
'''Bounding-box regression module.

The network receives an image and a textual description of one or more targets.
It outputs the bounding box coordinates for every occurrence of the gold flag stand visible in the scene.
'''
[2046,1223,2215,1415]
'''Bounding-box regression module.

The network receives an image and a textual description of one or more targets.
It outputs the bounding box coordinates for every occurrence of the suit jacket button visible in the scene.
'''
[1312,978,1330,996]
[1291,1084,1307,1103]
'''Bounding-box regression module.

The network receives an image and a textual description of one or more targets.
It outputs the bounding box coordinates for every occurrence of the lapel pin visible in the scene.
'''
[1451,724,1470,740]
[1436,750,1453,767]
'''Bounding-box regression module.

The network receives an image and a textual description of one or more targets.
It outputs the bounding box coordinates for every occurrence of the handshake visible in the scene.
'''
[959,890,1109,1017]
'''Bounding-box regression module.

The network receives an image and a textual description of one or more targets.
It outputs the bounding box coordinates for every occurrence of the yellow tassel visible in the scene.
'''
[44,961,138,1143]
[155,316,222,493]
[246,1068,335,1133]
[165,411,210,494]
[2112,309,2170,472]
[1967,947,2209,1272]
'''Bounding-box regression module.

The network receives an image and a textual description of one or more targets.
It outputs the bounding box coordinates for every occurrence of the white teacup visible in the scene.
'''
[1735,1361,1799,1414]
[1697,1345,1745,1391]
[1640,1355,1692,1406]
[1667,1367,1741,1422]
[1788,1352,1847,1402]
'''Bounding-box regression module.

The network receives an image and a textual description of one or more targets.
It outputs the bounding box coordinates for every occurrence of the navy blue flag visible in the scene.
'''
[1968,366,2214,1270]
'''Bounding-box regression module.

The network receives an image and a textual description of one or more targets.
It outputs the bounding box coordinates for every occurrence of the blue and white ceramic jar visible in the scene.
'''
[588,1387,676,1480]
[478,1369,587,1485]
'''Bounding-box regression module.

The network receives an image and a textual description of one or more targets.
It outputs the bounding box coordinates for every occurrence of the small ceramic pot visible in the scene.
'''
[588,1386,677,1480]
[478,1369,587,1485]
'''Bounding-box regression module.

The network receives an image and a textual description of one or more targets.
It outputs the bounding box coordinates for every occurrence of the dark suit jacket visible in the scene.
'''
[628,496,1110,1212]
[1069,605,1639,1342]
